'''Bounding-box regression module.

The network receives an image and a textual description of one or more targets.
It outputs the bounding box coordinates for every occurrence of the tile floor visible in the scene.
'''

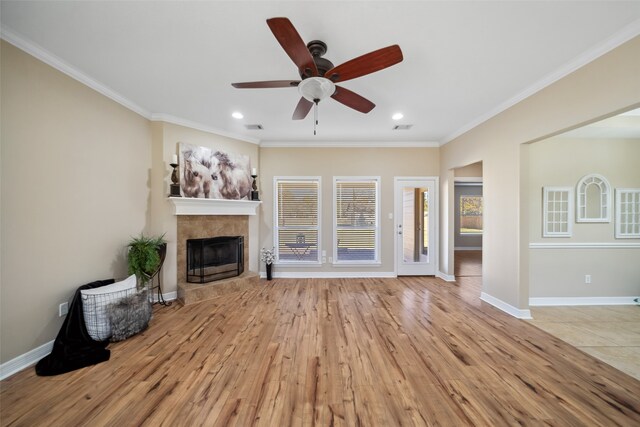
[454,250,640,381]
[528,305,640,380]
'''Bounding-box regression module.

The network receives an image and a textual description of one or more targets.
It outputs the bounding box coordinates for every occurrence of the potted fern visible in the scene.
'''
[127,234,167,289]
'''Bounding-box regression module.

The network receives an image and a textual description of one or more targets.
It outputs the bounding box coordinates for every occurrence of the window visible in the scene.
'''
[459,196,483,234]
[274,177,320,264]
[576,174,611,223]
[616,188,640,238]
[543,187,573,237]
[334,177,380,264]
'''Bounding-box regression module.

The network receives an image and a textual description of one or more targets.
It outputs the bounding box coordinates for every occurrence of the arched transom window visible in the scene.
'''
[576,174,611,223]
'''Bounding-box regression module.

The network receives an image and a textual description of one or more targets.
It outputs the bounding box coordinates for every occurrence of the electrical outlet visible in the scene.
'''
[59,302,69,317]
[585,274,591,284]
[329,256,333,263]
[321,250,326,257]
[322,256,326,263]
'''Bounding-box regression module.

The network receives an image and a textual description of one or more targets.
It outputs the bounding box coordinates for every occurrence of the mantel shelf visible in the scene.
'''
[168,197,261,216]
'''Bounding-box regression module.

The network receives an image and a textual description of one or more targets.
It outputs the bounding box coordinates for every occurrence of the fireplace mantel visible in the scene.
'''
[168,197,261,216]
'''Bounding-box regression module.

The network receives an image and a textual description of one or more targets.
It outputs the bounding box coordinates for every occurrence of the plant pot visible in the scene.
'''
[266,263,273,281]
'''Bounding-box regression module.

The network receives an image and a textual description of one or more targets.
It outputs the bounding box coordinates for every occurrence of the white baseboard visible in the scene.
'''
[529,296,639,306]
[481,292,532,319]
[0,292,179,381]
[0,340,54,380]
[151,291,177,302]
[436,271,456,282]
[454,247,482,251]
[260,271,397,279]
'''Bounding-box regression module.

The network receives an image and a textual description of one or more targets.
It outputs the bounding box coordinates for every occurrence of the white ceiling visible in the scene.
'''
[2,1,640,146]
[558,109,640,139]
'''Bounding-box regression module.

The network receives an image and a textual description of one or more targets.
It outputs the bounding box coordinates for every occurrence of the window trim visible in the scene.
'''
[273,176,322,266]
[458,194,483,236]
[576,173,611,223]
[333,176,381,266]
[542,186,573,238]
[615,188,640,239]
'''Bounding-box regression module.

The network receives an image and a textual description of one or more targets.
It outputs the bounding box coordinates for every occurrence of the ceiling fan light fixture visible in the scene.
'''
[298,77,336,102]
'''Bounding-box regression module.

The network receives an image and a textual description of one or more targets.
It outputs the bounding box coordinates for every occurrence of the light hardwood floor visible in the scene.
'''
[2,276,639,426]
[454,250,482,277]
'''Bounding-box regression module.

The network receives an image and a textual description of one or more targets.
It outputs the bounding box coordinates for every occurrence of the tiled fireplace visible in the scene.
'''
[170,198,261,305]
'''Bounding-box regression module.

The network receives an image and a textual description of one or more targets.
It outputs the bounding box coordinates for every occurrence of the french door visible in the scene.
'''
[395,178,438,276]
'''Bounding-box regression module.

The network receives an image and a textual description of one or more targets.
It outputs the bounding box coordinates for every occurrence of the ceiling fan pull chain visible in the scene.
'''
[314,100,319,135]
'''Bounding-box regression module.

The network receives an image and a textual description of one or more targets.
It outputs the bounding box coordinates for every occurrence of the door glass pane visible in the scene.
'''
[460,196,483,234]
[402,187,428,263]
[423,190,429,256]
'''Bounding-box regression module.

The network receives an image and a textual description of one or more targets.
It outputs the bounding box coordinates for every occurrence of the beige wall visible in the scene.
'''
[149,122,260,293]
[1,41,152,362]
[454,161,483,178]
[528,137,640,298]
[440,35,640,310]
[259,147,439,274]
[529,137,640,243]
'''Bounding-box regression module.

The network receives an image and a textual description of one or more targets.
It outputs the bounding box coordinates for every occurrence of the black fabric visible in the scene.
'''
[35,279,115,376]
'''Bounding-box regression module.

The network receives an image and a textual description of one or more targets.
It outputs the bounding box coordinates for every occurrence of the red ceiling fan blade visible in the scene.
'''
[324,45,403,83]
[292,97,314,120]
[331,86,375,113]
[232,80,300,89]
[267,17,318,78]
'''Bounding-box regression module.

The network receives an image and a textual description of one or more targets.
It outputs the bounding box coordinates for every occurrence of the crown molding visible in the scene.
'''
[1,26,152,119]
[441,18,640,145]
[150,114,260,145]
[1,26,261,146]
[259,140,439,148]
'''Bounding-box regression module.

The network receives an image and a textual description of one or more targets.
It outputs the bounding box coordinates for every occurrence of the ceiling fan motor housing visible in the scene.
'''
[302,40,335,78]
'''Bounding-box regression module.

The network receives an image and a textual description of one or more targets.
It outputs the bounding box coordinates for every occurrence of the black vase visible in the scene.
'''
[266,263,273,281]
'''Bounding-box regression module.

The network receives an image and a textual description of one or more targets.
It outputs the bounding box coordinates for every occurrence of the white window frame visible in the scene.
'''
[615,188,640,239]
[273,176,322,266]
[333,176,381,265]
[576,173,611,223]
[543,186,573,238]
[458,193,483,236]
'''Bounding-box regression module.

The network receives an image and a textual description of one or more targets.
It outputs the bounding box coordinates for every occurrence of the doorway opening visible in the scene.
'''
[453,162,483,278]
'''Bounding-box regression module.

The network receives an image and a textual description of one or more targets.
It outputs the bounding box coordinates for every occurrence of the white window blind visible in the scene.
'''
[274,178,320,263]
[334,178,379,263]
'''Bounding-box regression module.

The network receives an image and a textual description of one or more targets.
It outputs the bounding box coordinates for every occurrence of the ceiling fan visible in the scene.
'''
[232,17,403,124]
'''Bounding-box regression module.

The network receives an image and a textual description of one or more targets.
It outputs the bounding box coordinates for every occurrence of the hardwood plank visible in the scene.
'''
[2,276,639,426]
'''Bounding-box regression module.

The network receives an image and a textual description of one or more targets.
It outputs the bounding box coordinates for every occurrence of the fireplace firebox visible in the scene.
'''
[187,236,244,283]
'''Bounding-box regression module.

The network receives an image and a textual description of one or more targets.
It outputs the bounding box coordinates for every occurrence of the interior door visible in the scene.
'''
[395,178,437,275]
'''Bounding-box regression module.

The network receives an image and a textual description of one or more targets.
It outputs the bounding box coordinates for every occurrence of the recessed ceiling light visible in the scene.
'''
[392,112,404,121]
[232,111,244,119]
